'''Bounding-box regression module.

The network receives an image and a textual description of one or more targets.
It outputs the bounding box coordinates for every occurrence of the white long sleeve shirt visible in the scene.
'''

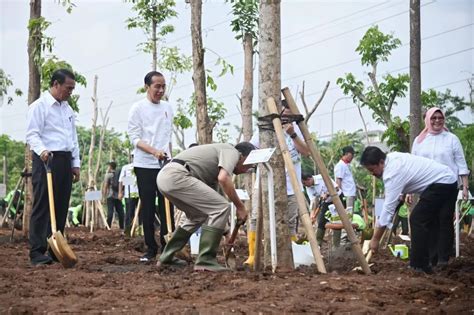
[334,159,356,197]
[378,152,457,228]
[250,123,304,195]
[127,98,173,169]
[26,91,80,168]
[118,163,139,198]
[306,175,341,203]
[412,131,469,178]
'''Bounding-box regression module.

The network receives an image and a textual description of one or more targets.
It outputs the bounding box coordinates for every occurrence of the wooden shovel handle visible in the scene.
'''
[224,220,244,259]
[165,198,173,234]
[46,171,58,234]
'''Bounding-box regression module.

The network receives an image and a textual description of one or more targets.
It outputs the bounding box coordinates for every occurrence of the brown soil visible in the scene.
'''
[0,227,473,314]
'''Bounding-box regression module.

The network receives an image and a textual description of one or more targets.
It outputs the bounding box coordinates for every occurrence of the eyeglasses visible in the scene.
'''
[430,116,444,121]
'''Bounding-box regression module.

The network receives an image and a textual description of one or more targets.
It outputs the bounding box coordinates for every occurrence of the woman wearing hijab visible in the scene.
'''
[411,107,469,267]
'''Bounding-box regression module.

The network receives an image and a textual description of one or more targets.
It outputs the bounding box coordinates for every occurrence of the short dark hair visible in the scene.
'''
[360,146,386,166]
[235,142,255,157]
[302,173,313,181]
[144,71,164,86]
[342,146,355,155]
[108,161,117,170]
[49,69,75,87]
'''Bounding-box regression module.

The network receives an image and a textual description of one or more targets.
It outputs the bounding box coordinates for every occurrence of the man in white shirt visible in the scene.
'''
[128,71,175,262]
[360,146,458,274]
[302,173,341,244]
[333,146,357,247]
[118,157,140,232]
[26,69,81,266]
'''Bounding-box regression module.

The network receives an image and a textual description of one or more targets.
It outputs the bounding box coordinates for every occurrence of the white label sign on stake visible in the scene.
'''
[121,176,135,186]
[235,189,250,200]
[85,190,102,201]
[244,148,276,165]
[0,184,6,198]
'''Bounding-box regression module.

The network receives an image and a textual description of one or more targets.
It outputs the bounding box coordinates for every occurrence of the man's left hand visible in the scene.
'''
[369,238,380,254]
[463,186,469,201]
[72,167,80,183]
[284,123,295,135]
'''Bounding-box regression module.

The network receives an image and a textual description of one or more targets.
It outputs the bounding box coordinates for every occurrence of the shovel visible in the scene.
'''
[45,154,78,268]
[224,219,245,269]
[164,198,173,242]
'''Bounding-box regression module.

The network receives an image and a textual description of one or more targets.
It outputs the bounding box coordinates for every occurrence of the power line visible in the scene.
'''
[84,1,410,95]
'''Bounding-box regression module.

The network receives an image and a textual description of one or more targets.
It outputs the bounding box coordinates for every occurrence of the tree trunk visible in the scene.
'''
[23,0,42,238]
[409,0,422,149]
[258,0,293,271]
[190,0,211,144]
[241,33,254,243]
[242,33,254,142]
[152,19,157,71]
[85,76,98,227]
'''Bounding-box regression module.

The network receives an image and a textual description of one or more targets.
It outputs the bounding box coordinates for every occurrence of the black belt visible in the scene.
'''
[52,151,72,157]
[171,159,190,172]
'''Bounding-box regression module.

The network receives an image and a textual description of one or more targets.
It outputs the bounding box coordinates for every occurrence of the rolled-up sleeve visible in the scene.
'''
[127,105,142,147]
[452,135,469,175]
[26,103,47,156]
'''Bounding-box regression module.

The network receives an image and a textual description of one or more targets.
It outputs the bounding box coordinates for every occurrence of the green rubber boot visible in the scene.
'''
[194,225,227,272]
[316,228,325,245]
[157,227,192,267]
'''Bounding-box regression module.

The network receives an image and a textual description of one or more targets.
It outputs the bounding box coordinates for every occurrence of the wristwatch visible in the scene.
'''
[290,133,297,139]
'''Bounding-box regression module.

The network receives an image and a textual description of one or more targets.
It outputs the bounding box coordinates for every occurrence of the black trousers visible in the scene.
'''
[106,197,124,229]
[392,215,409,235]
[409,182,458,268]
[29,152,72,259]
[124,197,140,228]
[134,167,175,254]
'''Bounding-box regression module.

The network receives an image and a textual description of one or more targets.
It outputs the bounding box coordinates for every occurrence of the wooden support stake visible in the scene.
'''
[266,97,327,274]
[254,171,263,271]
[281,87,371,275]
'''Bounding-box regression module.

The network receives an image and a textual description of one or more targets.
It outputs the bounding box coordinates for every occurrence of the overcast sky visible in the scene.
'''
[1,0,473,146]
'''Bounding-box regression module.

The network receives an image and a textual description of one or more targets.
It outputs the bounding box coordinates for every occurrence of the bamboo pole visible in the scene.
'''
[266,97,327,274]
[281,87,371,275]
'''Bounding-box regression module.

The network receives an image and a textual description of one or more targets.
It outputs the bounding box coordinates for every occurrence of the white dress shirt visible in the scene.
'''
[118,163,139,198]
[127,98,173,169]
[334,159,356,197]
[412,131,469,179]
[26,91,80,168]
[378,152,457,227]
[306,174,341,202]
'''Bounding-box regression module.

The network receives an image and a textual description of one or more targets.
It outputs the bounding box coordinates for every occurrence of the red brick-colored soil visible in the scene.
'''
[0,227,473,314]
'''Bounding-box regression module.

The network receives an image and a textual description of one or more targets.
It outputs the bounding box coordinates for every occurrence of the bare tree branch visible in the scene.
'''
[304,81,330,123]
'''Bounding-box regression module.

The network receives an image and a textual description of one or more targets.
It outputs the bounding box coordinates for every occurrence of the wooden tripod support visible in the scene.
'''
[266,97,327,274]
[281,87,371,275]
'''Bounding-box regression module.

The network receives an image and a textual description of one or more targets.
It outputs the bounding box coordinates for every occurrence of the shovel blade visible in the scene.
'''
[48,231,78,268]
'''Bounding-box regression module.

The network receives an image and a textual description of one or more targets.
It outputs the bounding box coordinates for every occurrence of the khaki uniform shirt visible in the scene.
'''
[174,143,240,189]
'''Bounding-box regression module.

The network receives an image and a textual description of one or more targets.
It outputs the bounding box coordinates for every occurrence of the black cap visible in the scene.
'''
[342,146,355,155]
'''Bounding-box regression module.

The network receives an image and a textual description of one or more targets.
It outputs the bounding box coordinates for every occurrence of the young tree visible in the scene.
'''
[126,0,177,71]
[337,26,411,152]
[258,0,293,270]
[228,0,259,142]
[0,69,23,106]
[24,0,44,237]
[409,0,422,148]
[190,0,211,144]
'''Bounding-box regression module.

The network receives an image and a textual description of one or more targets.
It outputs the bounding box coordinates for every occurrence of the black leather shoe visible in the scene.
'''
[48,249,59,263]
[31,254,53,266]
[409,265,434,275]
[139,252,157,263]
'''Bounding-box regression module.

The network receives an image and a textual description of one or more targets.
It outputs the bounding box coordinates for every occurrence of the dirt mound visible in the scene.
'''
[0,227,473,313]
